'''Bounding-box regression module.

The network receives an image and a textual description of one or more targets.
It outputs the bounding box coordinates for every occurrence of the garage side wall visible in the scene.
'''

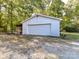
[51,20,60,36]
[22,16,60,37]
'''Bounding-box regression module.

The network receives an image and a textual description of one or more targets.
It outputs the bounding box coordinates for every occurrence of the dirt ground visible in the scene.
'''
[0,35,79,59]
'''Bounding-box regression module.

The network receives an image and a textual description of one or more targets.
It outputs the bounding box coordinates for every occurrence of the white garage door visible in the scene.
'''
[28,24,51,35]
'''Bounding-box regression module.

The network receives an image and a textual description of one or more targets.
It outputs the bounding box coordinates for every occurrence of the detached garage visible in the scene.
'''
[22,14,60,37]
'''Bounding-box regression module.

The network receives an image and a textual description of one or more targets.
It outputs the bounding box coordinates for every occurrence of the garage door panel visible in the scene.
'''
[28,24,51,35]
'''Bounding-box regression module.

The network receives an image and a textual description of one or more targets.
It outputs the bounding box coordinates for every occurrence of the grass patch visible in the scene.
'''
[61,32,79,40]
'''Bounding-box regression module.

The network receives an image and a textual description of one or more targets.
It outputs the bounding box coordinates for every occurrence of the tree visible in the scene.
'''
[0,0,64,32]
[62,0,79,32]
[46,0,64,17]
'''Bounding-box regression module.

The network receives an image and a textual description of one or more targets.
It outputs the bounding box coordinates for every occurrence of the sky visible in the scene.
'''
[62,0,68,4]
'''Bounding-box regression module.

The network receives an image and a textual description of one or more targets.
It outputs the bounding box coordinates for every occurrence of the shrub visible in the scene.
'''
[64,23,79,32]
[64,26,77,32]
[60,33,66,39]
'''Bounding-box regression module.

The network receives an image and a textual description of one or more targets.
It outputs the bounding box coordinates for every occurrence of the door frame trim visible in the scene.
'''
[28,23,51,26]
[28,23,51,35]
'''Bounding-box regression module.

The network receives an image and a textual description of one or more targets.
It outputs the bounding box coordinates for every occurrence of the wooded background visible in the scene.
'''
[0,0,79,33]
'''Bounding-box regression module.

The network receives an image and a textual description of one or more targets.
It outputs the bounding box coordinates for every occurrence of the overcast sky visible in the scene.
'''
[62,0,68,4]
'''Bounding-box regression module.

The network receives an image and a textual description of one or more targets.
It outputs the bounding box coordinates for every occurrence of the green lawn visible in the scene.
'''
[61,32,79,40]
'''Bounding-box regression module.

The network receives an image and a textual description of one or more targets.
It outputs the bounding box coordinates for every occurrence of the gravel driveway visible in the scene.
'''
[0,35,79,59]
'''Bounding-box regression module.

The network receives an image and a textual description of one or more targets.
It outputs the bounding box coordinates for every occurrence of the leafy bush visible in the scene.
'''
[64,23,79,32]
[60,33,66,39]
[64,26,77,32]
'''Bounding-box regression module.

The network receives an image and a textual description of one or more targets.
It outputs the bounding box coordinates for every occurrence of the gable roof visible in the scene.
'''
[21,14,61,24]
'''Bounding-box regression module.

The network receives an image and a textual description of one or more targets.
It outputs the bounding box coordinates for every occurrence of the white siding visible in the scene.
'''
[51,20,60,36]
[22,16,60,37]
[25,17,52,24]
